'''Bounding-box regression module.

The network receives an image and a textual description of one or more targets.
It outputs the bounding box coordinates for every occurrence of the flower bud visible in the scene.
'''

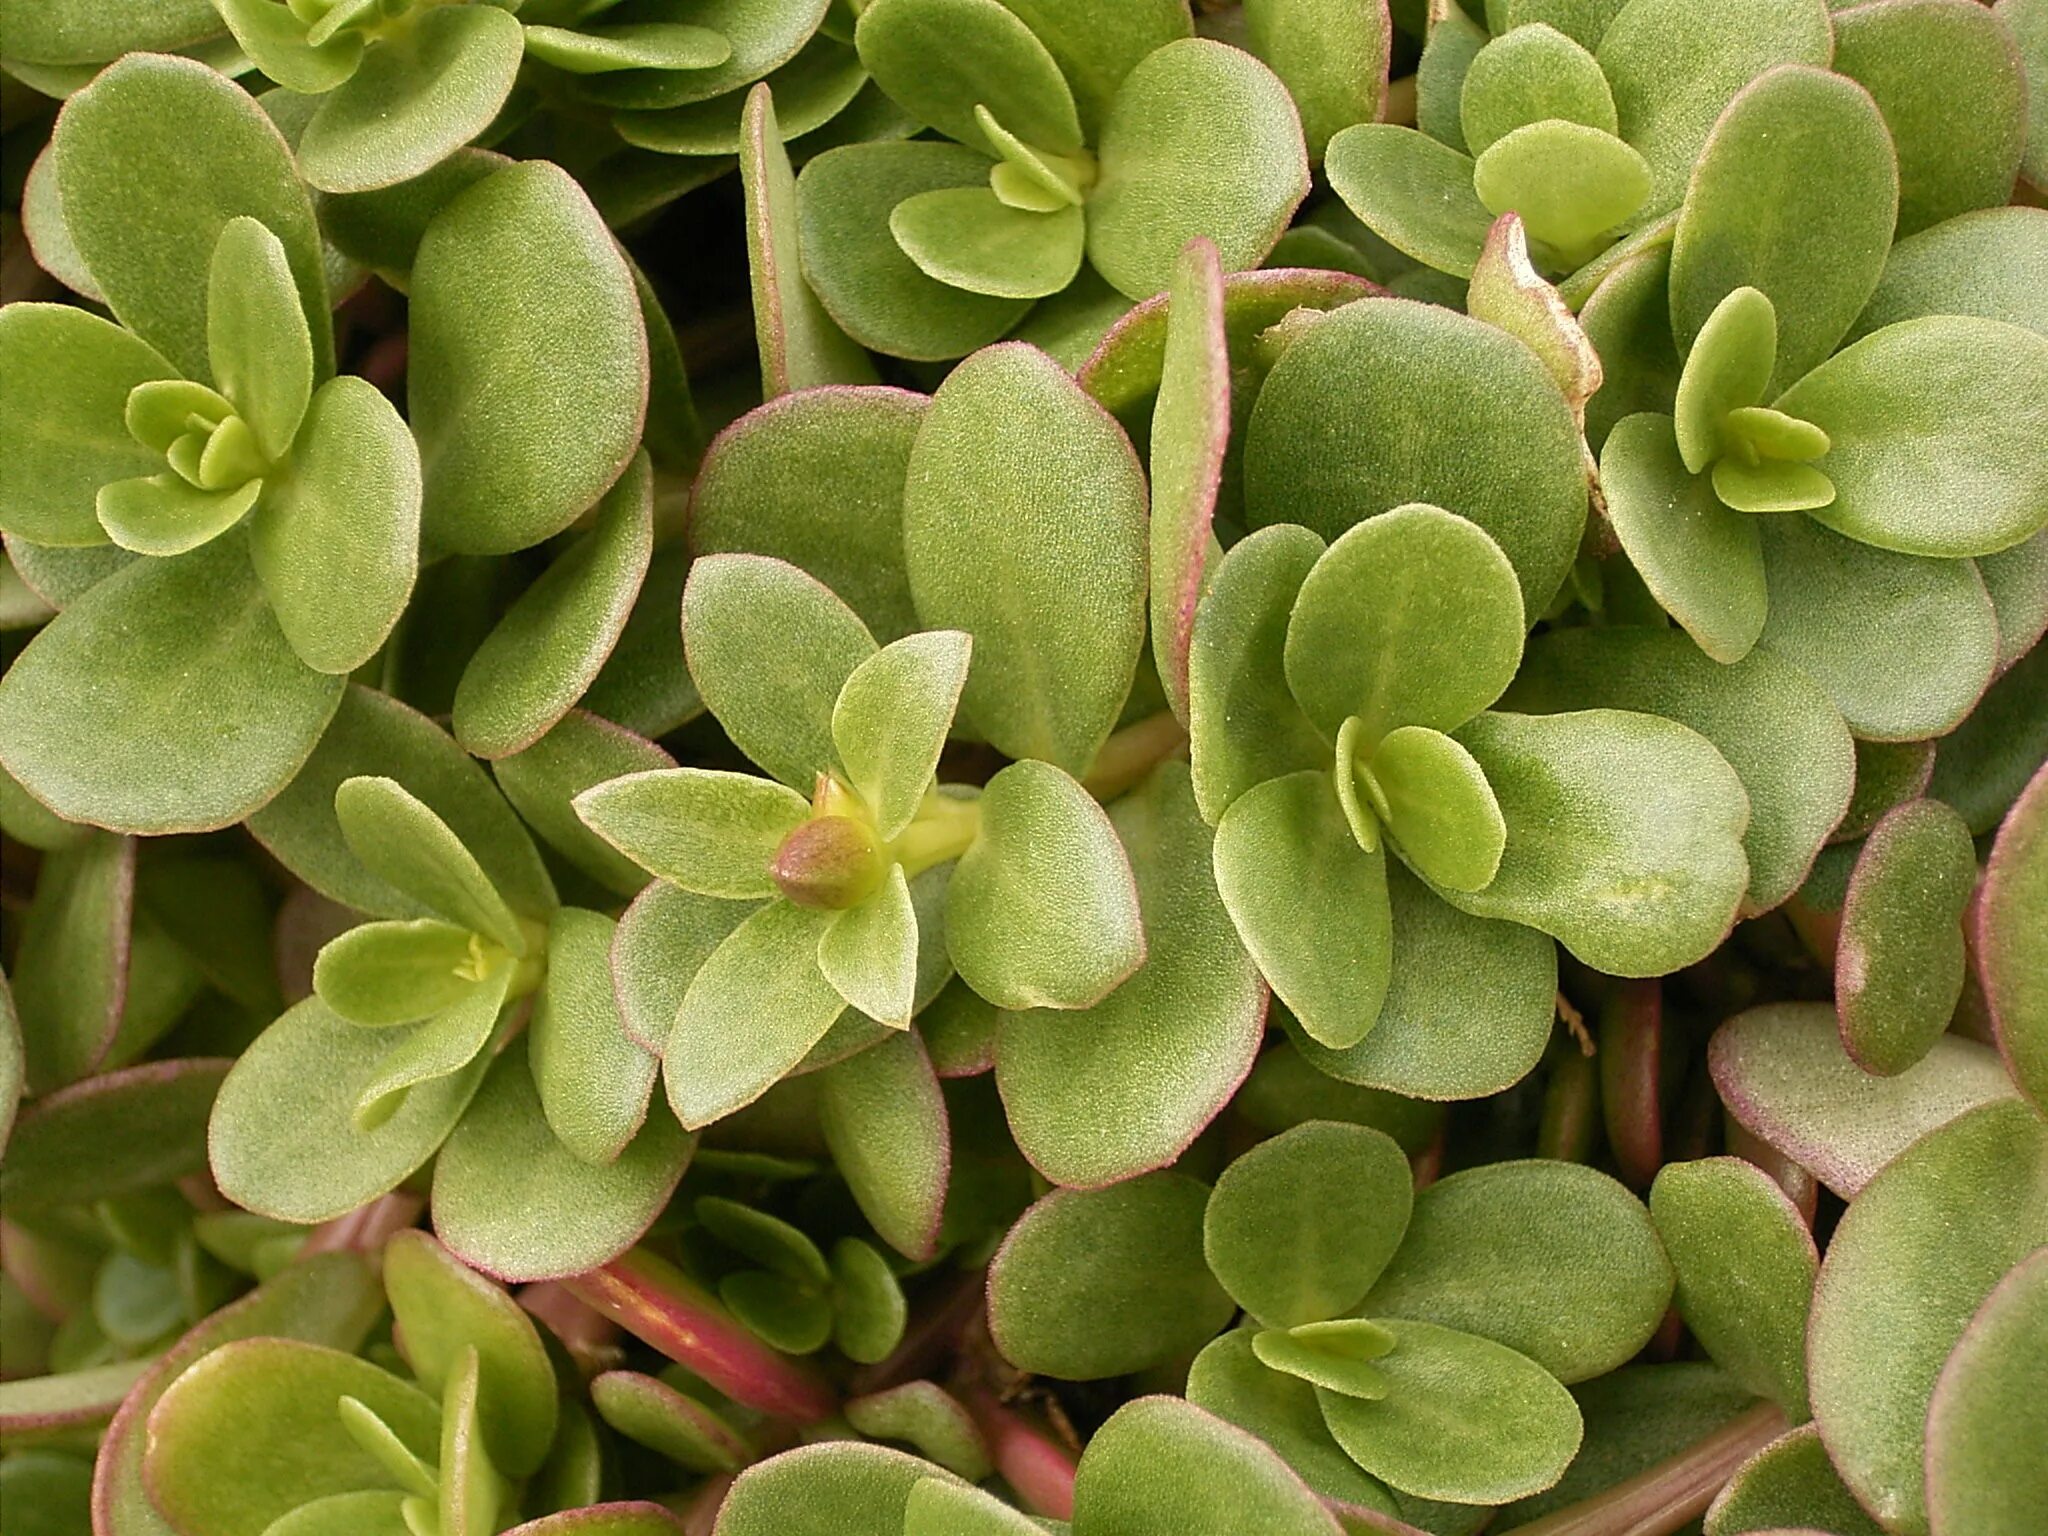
[770,816,885,910]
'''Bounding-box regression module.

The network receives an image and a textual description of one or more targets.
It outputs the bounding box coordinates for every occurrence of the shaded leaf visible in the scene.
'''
[1837,799,1976,1076]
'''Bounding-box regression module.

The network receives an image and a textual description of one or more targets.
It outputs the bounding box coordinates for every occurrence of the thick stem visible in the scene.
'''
[1493,1401,1788,1536]
[964,1390,1078,1521]
[1080,711,1189,803]
[890,791,983,877]
[563,1248,837,1426]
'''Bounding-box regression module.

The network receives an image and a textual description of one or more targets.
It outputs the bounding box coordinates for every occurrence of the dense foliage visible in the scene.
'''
[1,0,2045,1532]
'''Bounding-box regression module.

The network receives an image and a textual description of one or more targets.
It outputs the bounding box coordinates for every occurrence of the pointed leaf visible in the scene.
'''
[353,961,509,1128]
[206,216,312,460]
[335,776,527,953]
[817,1027,949,1259]
[683,553,878,791]
[818,866,919,1026]
[529,907,659,1165]
[313,918,481,1027]
[453,451,654,757]
[833,630,972,840]
[576,767,809,899]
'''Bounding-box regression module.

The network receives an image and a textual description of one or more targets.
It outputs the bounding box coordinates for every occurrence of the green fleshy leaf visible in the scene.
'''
[1253,1319,1397,1398]
[0,304,175,547]
[145,1338,439,1536]
[383,1229,556,1477]
[1446,709,1750,975]
[1927,636,2048,830]
[1323,124,1491,278]
[297,3,524,192]
[795,142,1031,362]
[1418,3,1490,151]
[948,759,1142,1010]
[1213,769,1389,1052]
[1595,0,1834,215]
[434,1040,692,1283]
[495,713,676,898]
[351,961,509,1129]
[1087,39,1310,299]
[1754,512,1997,741]
[524,21,730,73]
[664,900,843,1129]
[1317,1318,1583,1505]
[1774,316,2048,558]
[1837,799,1977,1076]
[249,373,421,675]
[1288,862,1556,1100]
[739,83,878,397]
[1832,0,2029,238]
[409,162,647,556]
[1461,22,1615,155]
[319,147,507,290]
[96,474,259,558]
[995,762,1263,1186]
[1704,1421,1890,1536]
[335,776,528,953]
[1669,65,1899,397]
[3,0,222,64]
[1471,119,1650,265]
[1649,1157,1816,1417]
[1835,738,1938,847]
[683,552,878,791]
[1285,503,1524,746]
[1850,205,2048,342]
[214,0,364,94]
[611,882,758,1052]
[988,1173,1235,1379]
[208,995,489,1222]
[1186,1328,1402,1514]
[612,32,870,156]
[1507,626,1854,914]
[1366,725,1506,893]
[854,0,1083,156]
[689,387,923,643]
[837,1239,910,1364]
[1671,285,1776,473]
[0,1057,226,1212]
[1205,1122,1412,1328]
[1981,762,2048,1110]
[1187,524,1329,823]
[818,1028,948,1258]
[819,865,919,1026]
[529,907,659,1166]
[1364,1158,1673,1383]
[592,1370,751,1474]
[1925,1246,2048,1536]
[206,216,312,461]
[452,451,652,757]
[1245,296,1588,615]
[833,630,971,840]
[0,538,342,834]
[714,1441,961,1536]
[1808,1101,2048,1536]
[53,53,332,382]
[1709,1002,2022,1201]
[902,1477,1042,1536]
[889,188,1083,300]
[9,832,129,1094]
[249,684,556,923]
[1073,1395,1343,1536]
[903,342,1146,774]
[999,0,1193,138]
[847,1384,990,1479]
[1244,0,1389,161]
[313,918,480,1027]
[576,767,807,900]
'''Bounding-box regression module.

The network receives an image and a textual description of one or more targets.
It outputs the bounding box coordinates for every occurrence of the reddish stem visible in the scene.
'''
[301,1192,424,1258]
[563,1248,837,1425]
[964,1390,1077,1521]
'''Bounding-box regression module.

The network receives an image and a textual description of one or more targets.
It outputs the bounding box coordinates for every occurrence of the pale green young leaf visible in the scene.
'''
[902,342,1146,774]
[0,538,342,834]
[682,553,878,791]
[832,630,971,840]
[0,304,175,548]
[890,190,1083,300]
[1709,457,1835,514]
[946,759,1143,1010]
[1285,503,1526,748]
[312,918,480,1027]
[1460,22,1615,155]
[576,768,808,899]
[1087,39,1311,299]
[494,714,674,898]
[1672,285,1776,473]
[353,959,509,1130]
[1471,120,1650,266]
[1367,725,1506,894]
[1252,1319,1396,1398]
[664,900,844,1129]
[335,776,528,954]
[296,3,524,193]
[819,865,919,1027]
[452,452,653,758]
[248,374,422,675]
[1317,1319,1583,1505]
[214,0,365,93]
[206,216,312,461]
[529,907,659,1166]
[1204,1122,1413,1328]
[611,883,758,1053]
[96,475,259,558]
[1212,769,1390,1052]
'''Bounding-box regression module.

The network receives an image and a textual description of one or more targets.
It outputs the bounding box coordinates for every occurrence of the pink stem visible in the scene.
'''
[965,1391,1077,1521]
